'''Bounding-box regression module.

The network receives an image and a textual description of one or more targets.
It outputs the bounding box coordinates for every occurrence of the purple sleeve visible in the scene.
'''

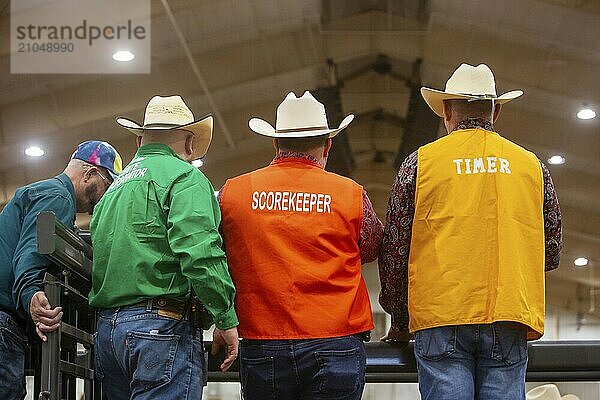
[540,161,562,271]
[359,190,384,264]
[378,150,418,332]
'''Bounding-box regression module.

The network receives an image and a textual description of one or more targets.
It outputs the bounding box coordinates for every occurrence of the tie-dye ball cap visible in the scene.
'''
[71,140,123,180]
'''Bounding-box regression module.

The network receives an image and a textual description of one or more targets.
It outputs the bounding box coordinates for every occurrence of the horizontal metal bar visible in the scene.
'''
[207,371,238,382]
[60,323,93,346]
[43,279,88,304]
[205,341,600,383]
[59,360,94,380]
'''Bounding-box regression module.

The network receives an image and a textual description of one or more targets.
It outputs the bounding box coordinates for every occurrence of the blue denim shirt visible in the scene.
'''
[0,174,76,316]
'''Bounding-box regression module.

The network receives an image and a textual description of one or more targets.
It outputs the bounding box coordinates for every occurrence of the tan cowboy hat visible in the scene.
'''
[249,91,354,138]
[421,63,523,117]
[116,95,213,159]
[526,384,580,400]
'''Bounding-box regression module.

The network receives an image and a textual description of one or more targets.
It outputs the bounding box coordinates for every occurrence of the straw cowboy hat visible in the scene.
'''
[421,63,523,117]
[526,384,580,400]
[116,95,213,159]
[249,91,354,138]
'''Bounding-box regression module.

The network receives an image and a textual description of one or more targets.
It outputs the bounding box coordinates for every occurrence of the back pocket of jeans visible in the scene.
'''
[491,322,527,365]
[127,331,180,390]
[416,326,457,361]
[314,348,361,398]
[240,356,274,399]
[0,325,27,348]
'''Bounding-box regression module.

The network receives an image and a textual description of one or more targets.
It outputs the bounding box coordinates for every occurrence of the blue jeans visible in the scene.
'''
[94,307,206,400]
[0,311,27,399]
[414,322,528,400]
[239,335,366,400]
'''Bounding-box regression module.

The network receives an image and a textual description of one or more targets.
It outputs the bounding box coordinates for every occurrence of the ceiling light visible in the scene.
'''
[574,257,589,267]
[192,159,203,168]
[547,155,565,165]
[112,50,135,62]
[577,107,596,120]
[25,146,44,157]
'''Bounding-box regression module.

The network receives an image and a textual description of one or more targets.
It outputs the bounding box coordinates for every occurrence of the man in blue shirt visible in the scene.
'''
[0,140,122,399]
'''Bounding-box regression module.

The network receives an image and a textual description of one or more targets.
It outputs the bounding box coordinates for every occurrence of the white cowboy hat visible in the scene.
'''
[116,95,213,159]
[421,63,523,117]
[526,384,580,400]
[249,91,354,138]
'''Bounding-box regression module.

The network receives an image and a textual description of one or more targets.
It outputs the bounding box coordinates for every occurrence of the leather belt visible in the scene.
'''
[131,297,187,320]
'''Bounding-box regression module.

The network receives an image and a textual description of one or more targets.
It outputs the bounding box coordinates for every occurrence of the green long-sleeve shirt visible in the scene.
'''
[89,144,238,330]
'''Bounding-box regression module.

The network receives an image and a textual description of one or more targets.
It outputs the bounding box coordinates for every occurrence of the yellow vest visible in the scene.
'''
[409,129,545,339]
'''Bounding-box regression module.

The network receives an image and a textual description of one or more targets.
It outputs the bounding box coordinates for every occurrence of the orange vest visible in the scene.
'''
[219,157,374,339]
[409,129,545,339]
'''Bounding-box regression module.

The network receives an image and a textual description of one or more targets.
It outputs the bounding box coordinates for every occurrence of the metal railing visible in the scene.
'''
[206,340,600,383]
[34,211,600,399]
[36,211,96,400]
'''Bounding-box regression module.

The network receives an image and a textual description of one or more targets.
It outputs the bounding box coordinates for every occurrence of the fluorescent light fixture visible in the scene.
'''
[577,107,596,120]
[574,257,589,267]
[547,155,565,165]
[192,159,204,168]
[112,50,135,62]
[25,146,44,157]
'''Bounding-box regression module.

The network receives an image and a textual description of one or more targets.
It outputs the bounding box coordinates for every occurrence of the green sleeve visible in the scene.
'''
[166,170,238,330]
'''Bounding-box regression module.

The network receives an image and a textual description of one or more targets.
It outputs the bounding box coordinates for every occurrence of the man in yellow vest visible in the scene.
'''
[219,91,383,400]
[379,64,562,400]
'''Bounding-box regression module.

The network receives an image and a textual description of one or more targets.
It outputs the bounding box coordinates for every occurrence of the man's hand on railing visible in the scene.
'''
[381,325,413,349]
[29,291,63,341]
[211,327,239,372]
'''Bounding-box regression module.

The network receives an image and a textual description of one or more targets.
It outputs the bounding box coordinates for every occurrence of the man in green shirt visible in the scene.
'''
[90,95,239,399]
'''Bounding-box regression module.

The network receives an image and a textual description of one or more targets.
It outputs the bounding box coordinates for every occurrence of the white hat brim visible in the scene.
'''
[116,115,214,159]
[421,87,523,117]
[249,114,354,138]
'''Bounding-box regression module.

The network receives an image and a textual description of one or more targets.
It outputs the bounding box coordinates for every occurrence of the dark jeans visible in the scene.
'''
[94,307,206,400]
[0,311,27,399]
[414,322,528,400]
[239,335,366,400]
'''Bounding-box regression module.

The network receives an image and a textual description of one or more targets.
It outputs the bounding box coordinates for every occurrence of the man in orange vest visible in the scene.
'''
[379,64,562,400]
[219,91,383,400]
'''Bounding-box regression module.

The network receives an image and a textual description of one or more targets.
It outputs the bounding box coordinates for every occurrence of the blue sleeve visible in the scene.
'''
[12,189,75,315]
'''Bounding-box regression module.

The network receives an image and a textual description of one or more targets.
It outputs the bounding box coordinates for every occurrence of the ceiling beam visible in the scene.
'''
[161,0,235,149]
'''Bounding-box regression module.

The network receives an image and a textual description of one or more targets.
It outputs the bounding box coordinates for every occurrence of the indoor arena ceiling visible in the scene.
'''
[0,0,598,315]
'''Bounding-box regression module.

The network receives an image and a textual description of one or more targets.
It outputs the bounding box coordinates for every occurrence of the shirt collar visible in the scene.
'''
[272,151,323,168]
[55,173,76,215]
[136,143,183,160]
[453,118,494,132]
